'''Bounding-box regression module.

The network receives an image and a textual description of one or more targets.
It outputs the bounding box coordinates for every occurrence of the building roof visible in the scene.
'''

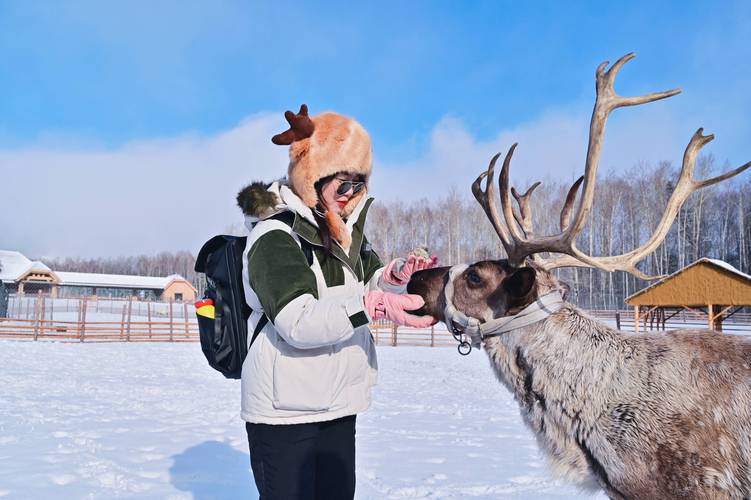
[0,250,53,282]
[54,272,189,290]
[625,258,751,306]
[1,249,194,292]
[705,258,751,281]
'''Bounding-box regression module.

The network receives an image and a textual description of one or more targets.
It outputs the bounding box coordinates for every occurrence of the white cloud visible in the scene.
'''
[371,99,698,203]
[0,99,743,259]
[0,113,288,258]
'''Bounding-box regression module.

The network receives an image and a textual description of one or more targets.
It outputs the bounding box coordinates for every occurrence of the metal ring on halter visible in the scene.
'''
[450,322,472,355]
[445,264,477,356]
[457,342,472,355]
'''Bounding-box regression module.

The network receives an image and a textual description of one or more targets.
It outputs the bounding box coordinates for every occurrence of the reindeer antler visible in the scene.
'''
[473,53,751,280]
[271,104,315,145]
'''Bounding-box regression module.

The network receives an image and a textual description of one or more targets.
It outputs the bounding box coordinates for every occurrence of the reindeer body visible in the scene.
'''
[405,53,751,499]
[485,305,751,499]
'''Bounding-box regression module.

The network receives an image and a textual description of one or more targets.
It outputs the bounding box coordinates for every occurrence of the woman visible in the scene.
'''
[235,104,436,500]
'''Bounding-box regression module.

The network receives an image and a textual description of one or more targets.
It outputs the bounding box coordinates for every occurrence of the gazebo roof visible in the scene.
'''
[625,258,751,307]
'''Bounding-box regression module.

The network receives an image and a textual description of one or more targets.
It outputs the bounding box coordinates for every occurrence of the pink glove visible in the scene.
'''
[383,255,439,286]
[364,291,436,328]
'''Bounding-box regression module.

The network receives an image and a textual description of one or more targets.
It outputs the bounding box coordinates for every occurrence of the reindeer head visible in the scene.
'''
[407,261,568,323]
[408,53,750,330]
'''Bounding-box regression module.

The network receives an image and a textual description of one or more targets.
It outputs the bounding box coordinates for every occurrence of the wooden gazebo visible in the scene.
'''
[625,258,751,333]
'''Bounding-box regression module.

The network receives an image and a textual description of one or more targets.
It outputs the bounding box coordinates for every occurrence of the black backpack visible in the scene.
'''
[194,220,314,379]
[194,235,255,379]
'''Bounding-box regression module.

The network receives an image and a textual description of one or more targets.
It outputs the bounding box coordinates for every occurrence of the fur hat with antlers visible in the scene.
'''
[272,104,372,246]
[272,104,372,213]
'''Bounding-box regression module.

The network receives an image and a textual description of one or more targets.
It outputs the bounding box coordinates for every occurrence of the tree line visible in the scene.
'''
[367,155,750,309]
[40,157,750,309]
[43,251,206,296]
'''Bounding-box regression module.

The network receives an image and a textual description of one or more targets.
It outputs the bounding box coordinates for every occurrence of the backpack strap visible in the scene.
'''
[251,313,269,347]
[267,212,314,266]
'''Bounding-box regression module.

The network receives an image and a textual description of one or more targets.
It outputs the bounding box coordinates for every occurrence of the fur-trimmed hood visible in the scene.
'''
[236,180,284,220]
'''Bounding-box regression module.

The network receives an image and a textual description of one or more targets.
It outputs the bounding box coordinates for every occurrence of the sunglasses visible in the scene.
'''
[335,179,365,196]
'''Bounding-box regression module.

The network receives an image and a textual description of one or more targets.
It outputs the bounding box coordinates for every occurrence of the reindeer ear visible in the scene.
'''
[502,267,536,299]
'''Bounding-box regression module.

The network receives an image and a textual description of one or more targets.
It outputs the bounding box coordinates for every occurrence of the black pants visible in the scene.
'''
[246,415,356,500]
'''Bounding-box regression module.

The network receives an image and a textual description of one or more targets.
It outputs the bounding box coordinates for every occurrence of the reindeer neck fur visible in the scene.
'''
[481,299,751,500]
[482,304,619,492]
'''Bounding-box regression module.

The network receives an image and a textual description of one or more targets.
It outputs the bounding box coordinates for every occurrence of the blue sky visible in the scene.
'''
[1,1,750,257]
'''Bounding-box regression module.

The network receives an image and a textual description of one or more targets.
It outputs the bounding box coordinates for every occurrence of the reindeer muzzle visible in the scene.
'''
[443,264,565,355]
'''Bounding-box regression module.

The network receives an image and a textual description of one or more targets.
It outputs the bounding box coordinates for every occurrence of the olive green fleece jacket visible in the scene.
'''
[239,181,398,424]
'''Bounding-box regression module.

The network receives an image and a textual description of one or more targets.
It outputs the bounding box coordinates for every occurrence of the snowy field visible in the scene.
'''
[0,341,606,500]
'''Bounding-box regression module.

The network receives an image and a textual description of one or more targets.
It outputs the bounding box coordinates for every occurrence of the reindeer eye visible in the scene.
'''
[465,269,482,286]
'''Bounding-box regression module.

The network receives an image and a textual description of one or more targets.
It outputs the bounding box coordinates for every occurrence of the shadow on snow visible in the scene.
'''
[170,440,258,499]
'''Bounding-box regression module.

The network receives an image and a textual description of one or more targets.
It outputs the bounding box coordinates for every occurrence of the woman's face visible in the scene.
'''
[320,172,364,215]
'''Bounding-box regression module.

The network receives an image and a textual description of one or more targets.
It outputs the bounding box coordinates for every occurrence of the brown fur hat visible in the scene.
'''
[287,112,372,215]
[272,105,372,247]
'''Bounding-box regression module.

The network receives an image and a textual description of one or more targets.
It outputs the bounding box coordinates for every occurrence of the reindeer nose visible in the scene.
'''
[406,269,429,295]
[407,267,449,295]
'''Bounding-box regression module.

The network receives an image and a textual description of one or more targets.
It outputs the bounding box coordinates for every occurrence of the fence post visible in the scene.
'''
[391,323,397,347]
[430,325,435,347]
[169,299,174,342]
[147,302,152,339]
[615,312,621,330]
[126,296,133,342]
[33,293,40,340]
[120,303,127,340]
[80,297,87,342]
[183,301,189,337]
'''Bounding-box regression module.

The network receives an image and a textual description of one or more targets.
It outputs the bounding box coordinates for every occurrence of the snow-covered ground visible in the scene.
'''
[0,341,606,499]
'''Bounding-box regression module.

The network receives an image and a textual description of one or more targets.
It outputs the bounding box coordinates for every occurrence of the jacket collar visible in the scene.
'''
[292,198,374,272]
[244,180,374,271]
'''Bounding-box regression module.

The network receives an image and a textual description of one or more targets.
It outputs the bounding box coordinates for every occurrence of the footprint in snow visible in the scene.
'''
[424,472,448,484]
[50,474,77,485]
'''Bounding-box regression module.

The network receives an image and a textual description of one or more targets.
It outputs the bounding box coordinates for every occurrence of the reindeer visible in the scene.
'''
[407,54,751,500]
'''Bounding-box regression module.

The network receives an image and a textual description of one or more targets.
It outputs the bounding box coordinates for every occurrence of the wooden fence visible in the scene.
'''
[5,295,194,322]
[0,317,454,345]
[1,294,749,344]
[588,309,751,336]
[0,318,198,342]
[369,322,456,348]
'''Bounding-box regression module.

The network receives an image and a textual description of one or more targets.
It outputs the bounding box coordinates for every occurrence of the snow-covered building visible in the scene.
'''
[0,250,196,302]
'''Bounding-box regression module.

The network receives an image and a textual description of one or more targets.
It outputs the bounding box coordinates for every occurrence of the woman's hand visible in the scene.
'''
[383,254,439,286]
[364,291,436,328]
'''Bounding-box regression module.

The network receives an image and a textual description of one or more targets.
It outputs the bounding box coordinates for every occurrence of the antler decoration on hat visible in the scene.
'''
[271,104,315,145]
